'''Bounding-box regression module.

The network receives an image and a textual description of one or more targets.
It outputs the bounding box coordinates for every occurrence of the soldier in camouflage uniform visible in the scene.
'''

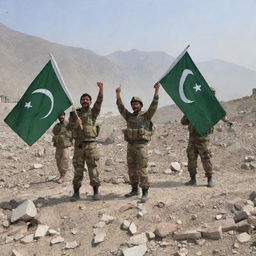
[181,88,227,187]
[68,82,103,201]
[181,115,214,187]
[116,83,160,203]
[52,112,73,184]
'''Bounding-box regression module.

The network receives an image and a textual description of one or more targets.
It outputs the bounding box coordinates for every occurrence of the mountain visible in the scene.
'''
[1,23,256,112]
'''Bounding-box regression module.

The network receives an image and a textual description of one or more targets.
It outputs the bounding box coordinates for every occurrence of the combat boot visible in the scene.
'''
[207,176,214,187]
[140,188,149,203]
[70,188,80,202]
[185,175,196,186]
[125,184,139,198]
[93,186,101,200]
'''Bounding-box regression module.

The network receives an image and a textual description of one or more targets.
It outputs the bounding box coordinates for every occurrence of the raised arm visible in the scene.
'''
[91,82,104,119]
[116,86,129,121]
[144,82,160,120]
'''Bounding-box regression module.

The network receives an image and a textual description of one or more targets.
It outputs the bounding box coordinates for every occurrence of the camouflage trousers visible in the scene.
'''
[72,141,100,190]
[55,147,70,177]
[186,137,213,178]
[127,142,149,188]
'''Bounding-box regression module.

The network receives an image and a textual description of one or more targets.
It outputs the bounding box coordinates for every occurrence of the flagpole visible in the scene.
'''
[157,45,190,82]
[49,53,83,129]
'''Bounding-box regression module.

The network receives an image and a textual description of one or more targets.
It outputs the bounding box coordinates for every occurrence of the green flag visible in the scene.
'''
[4,57,73,146]
[160,49,226,136]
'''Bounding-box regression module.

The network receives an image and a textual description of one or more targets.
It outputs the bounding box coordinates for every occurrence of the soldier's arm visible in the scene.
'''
[181,115,190,125]
[91,82,103,119]
[67,111,77,131]
[116,86,129,121]
[52,124,59,135]
[144,82,160,120]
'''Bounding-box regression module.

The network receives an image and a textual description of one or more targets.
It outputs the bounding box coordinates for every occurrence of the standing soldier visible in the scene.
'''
[116,83,160,203]
[52,112,73,184]
[181,88,227,188]
[68,82,103,201]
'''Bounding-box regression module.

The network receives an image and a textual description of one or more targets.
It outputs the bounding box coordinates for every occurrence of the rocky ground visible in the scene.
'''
[1,91,256,256]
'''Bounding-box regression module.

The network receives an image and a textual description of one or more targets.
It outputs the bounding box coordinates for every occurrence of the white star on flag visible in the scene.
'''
[193,84,201,92]
[24,101,32,109]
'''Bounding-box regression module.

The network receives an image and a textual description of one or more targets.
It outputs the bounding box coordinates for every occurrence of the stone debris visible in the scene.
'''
[50,236,65,245]
[101,214,115,224]
[34,224,49,238]
[234,211,249,223]
[11,199,37,223]
[146,231,155,240]
[21,234,34,244]
[32,163,43,169]
[236,220,254,234]
[219,218,237,232]
[64,240,79,249]
[129,222,137,235]
[121,220,131,230]
[122,244,147,256]
[154,222,177,238]
[48,229,60,236]
[215,214,222,220]
[93,228,106,244]
[174,230,201,240]
[5,235,14,244]
[201,226,223,240]
[170,162,181,172]
[129,233,148,245]
[237,232,251,243]
[174,248,189,256]
[11,249,23,256]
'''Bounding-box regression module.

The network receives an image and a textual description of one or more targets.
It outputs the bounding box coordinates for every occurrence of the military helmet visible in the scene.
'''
[130,96,143,106]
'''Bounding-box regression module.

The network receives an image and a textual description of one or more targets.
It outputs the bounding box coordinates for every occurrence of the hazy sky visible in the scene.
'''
[0,0,256,71]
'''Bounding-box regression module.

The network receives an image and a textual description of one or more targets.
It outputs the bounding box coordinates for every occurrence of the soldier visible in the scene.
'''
[116,83,160,203]
[181,88,227,187]
[52,112,73,184]
[68,82,103,201]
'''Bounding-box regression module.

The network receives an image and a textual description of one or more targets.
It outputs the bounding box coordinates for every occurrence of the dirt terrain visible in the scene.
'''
[0,91,256,256]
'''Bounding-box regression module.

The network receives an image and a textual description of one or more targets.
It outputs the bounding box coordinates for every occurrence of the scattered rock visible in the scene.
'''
[93,228,106,244]
[32,163,43,169]
[129,222,137,235]
[64,240,79,249]
[101,214,115,224]
[11,249,23,256]
[122,244,147,256]
[154,222,177,238]
[50,236,64,245]
[34,224,49,238]
[121,220,131,230]
[105,159,114,166]
[174,230,201,240]
[201,226,223,240]
[11,199,37,223]
[234,211,249,223]
[237,232,251,243]
[170,162,181,172]
[94,221,106,228]
[129,233,148,245]
[21,234,34,244]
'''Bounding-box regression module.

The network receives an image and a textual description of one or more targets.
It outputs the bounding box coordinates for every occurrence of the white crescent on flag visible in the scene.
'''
[32,89,54,119]
[179,69,194,104]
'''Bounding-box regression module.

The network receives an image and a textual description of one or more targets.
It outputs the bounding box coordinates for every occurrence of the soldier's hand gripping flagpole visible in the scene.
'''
[49,53,83,129]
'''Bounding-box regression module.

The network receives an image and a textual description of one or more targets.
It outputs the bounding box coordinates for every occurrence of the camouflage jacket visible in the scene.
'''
[116,96,159,142]
[68,94,103,142]
[52,120,73,148]
[181,115,213,140]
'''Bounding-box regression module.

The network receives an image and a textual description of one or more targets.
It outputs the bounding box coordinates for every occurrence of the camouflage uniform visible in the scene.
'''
[117,96,159,188]
[181,116,213,178]
[68,94,102,190]
[52,120,73,178]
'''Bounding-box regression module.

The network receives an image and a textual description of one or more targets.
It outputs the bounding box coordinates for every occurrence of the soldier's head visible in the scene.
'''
[130,96,143,113]
[80,93,92,109]
[58,112,65,123]
[210,87,216,95]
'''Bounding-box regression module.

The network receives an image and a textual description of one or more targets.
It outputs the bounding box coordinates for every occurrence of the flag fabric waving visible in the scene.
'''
[4,57,73,146]
[159,47,226,136]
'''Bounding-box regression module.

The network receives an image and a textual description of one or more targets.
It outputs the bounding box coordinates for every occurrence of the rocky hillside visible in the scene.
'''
[0,90,256,255]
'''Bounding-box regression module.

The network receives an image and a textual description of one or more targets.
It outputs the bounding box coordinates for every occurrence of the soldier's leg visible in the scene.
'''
[84,142,101,200]
[125,143,139,197]
[55,147,62,176]
[185,141,198,186]
[71,144,85,201]
[198,140,213,187]
[59,147,70,177]
[137,144,149,203]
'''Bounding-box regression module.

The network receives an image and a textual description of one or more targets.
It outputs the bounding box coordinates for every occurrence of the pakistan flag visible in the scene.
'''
[4,58,73,146]
[160,50,226,136]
